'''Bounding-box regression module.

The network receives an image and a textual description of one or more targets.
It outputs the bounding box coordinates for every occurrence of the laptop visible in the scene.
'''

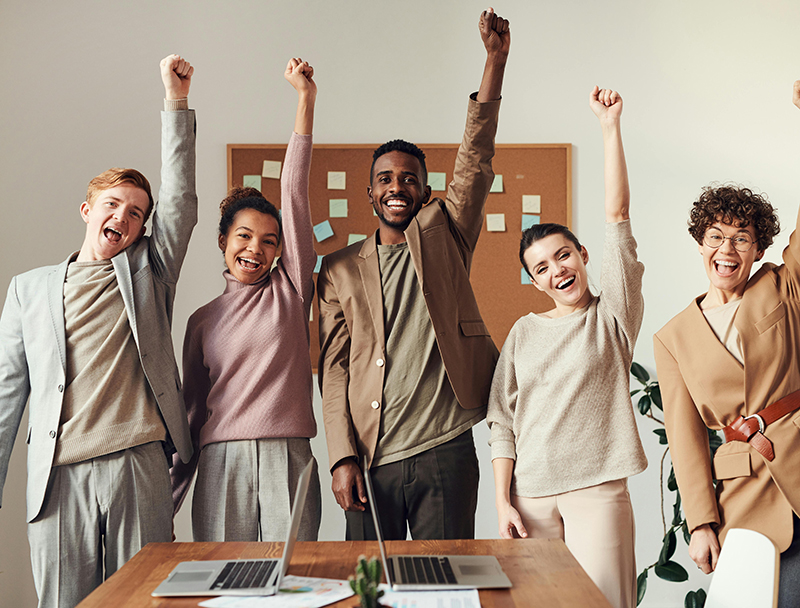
[362,457,512,591]
[151,459,314,597]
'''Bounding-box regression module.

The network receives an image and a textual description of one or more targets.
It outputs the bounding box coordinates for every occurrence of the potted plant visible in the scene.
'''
[349,555,385,608]
[631,362,722,608]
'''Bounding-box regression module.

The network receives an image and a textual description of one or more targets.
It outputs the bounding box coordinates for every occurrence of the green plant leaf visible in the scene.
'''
[681,521,692,545]
[667,466,678,492]
[672,491,683,526]
[659,530,677,564]
[684,588,708,608]
[636,569,648,605]
[631,362,650,384]
[638,395,652,415]
[631,389,640,396]
[655,560,689,582]
[653,428,668,444]
[650,384,663,410]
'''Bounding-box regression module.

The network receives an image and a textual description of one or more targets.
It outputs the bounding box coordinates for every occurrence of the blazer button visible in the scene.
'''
[371,401,380,409]
[57,384,64,392]
[49,430,56,438]
[376,358,384,367]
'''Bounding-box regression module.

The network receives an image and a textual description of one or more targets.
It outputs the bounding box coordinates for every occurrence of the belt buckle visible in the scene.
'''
[744,413,766,434]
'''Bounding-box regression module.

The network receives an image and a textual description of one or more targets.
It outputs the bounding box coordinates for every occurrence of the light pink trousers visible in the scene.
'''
[512,479,636,608]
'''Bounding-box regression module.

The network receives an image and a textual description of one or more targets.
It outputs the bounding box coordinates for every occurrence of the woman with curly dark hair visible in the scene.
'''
[168,58,322,542]
[654,82,800,607]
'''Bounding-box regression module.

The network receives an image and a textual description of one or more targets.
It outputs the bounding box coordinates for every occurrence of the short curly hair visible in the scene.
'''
[370,139,427,184]
[219,186,281,243]
[687,184,780,252]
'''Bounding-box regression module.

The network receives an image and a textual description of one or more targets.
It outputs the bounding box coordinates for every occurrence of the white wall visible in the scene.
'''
[1,0,799,606]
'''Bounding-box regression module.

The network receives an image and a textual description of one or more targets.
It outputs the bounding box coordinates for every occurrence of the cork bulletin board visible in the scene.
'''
[228,143,572,369]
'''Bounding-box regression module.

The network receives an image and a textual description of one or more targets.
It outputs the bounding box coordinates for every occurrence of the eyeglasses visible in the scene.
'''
[703,229,755,253]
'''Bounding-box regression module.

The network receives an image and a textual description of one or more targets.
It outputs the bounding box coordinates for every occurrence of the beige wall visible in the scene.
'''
[1,0,799,606]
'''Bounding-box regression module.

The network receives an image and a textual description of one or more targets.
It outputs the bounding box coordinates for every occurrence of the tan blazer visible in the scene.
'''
[317,95,500,470]
[654,209,800,551]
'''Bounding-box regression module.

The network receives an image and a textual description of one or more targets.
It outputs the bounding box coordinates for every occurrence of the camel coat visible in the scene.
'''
[654,208,800,551]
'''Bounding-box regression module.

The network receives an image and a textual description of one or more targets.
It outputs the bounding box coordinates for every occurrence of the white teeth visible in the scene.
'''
[717,261,737,267]
[557,276,575,289]
[238,257,261,270]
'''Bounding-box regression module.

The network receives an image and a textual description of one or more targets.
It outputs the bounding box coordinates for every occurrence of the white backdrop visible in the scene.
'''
[1,1,799,606]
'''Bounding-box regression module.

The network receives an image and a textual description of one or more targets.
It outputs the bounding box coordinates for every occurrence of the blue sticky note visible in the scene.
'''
[314,255,323,274]
[522,214,540,231]
[313,220,334,243]
[521,268,533,285]
[243,175,261,190]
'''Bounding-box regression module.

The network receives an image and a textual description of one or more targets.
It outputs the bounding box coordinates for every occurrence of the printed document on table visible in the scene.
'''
[199,575,353,608]
[380,587,481,608]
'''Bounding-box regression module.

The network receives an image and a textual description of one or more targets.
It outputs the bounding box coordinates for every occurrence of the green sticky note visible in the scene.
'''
[428,172,446,191]
[490,174,503,193]
[327,171,346,190]
[243,175,261,190]
[348,234,367,245]
[329,199,348,218]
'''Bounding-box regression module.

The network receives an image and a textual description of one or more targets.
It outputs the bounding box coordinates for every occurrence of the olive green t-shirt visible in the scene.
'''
[372,242,483,466]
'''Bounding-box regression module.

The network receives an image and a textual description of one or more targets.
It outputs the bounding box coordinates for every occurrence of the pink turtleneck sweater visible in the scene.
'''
[170,132,317,513]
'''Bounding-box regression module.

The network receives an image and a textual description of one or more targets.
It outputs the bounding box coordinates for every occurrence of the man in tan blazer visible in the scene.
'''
[654,81,800,607]
[317,9,509,540]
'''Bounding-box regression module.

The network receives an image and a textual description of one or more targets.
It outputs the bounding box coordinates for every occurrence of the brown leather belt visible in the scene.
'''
[723,388,800,461]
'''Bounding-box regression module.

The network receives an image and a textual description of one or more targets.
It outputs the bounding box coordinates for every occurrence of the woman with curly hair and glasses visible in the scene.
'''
[168,58,321,542]
[654,82,800,607]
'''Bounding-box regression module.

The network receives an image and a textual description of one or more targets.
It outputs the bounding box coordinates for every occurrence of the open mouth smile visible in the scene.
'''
[382,196,410,211]
[104,227,123,243]
[236,257,263,272]
[714,260,739,277]
[556,276,575,290]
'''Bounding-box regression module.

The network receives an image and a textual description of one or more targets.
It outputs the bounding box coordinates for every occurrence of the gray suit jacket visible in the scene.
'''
[0,110,197,522]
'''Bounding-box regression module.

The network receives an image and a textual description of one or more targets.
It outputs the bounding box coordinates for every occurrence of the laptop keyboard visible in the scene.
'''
[211,560,278,590]
[397,556,457,585]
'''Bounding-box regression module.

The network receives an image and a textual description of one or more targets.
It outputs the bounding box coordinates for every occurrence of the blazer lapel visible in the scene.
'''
[112,253,139,347]
[46,259,70,374]
[357,234,385,348]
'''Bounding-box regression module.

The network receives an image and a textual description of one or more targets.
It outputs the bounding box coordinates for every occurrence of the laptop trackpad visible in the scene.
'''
[170,571,214,583]
[458,565,496,576]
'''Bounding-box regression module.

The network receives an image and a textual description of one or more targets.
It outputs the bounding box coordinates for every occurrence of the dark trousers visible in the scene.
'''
[779,513,800,608]
[345,429,479,541]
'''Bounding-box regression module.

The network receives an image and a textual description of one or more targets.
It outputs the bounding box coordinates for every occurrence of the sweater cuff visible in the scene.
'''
[164,98,189,112]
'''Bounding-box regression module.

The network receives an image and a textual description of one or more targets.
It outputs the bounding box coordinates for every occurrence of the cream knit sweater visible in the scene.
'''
[487,221,647,497]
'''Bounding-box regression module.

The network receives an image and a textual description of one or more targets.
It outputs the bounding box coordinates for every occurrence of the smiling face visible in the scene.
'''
[368,150,431,243]
[219,208,280,284]
[523,233,593,317]
[77,184,149,261]
[699,220,763,303]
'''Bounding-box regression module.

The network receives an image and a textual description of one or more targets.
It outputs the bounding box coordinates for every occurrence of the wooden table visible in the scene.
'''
[77,538,611,607]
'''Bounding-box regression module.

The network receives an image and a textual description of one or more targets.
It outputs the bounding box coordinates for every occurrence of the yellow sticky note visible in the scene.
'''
[486,214,506,232]
[262,160,282,179]
[428,172,446,191]
[329,199,348,218]
[490,174,503,193]
[327,171,346,190]
[522,195,541,214]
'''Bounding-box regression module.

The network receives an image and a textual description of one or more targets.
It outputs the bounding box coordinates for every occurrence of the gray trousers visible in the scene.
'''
[27,441,172,608]
[192,437,321,542]
[345,429,479,541]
